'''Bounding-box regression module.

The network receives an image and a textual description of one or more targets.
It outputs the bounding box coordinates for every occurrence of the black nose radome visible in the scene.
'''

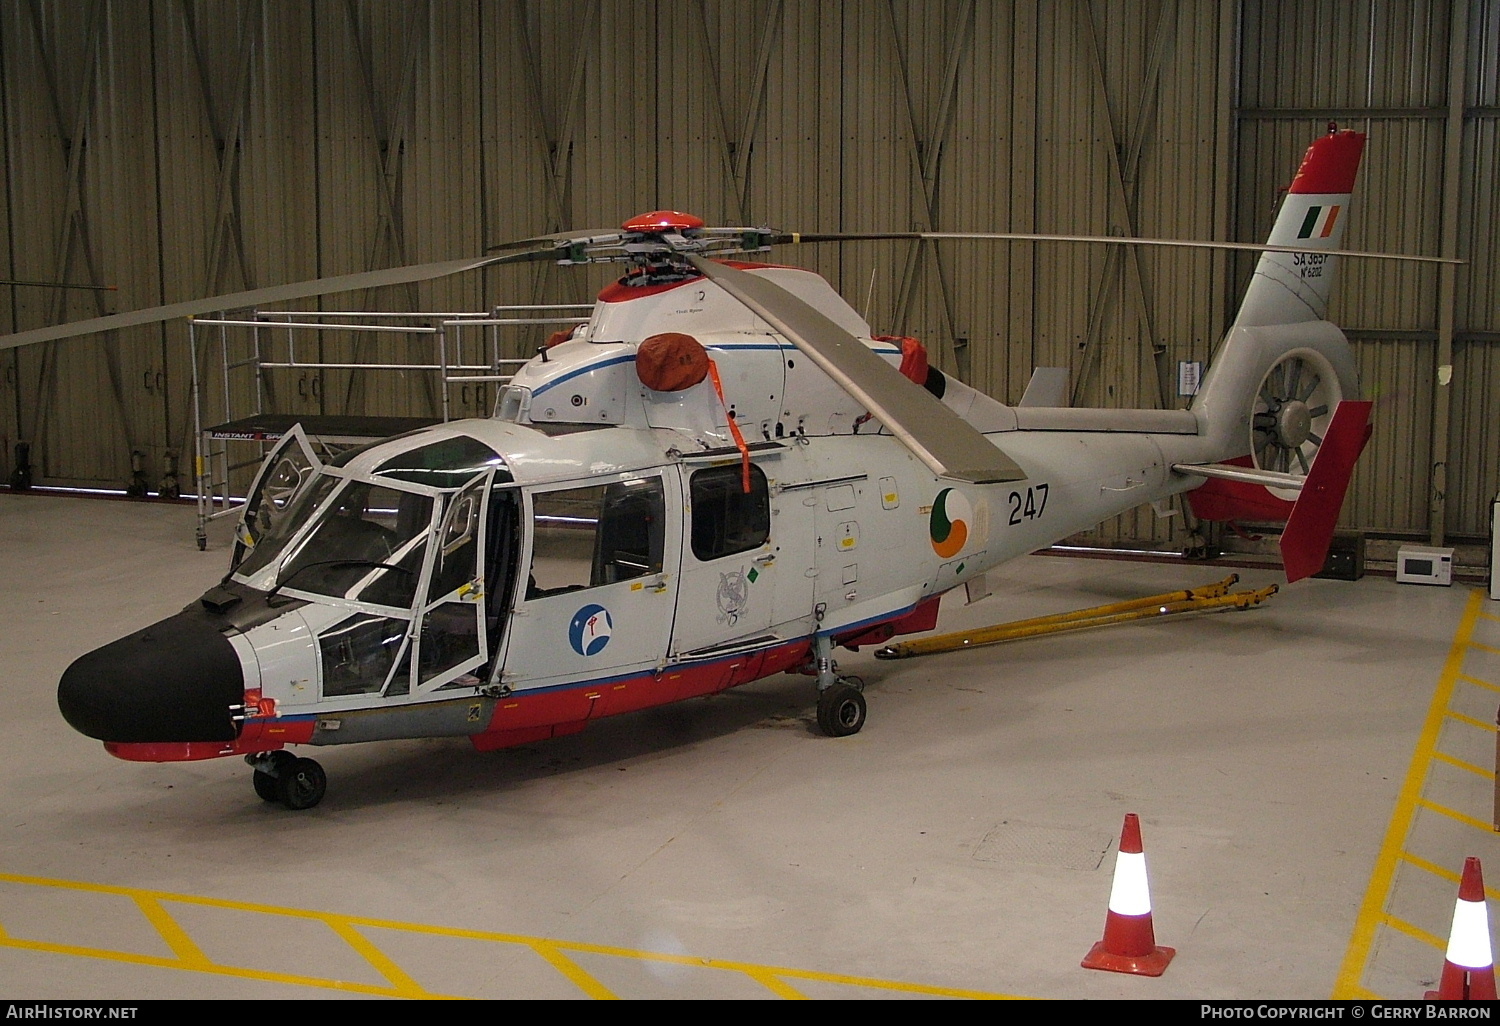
[58,610,245,743]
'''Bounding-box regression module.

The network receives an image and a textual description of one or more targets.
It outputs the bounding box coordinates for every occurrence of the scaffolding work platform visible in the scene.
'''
[191,304,590,549]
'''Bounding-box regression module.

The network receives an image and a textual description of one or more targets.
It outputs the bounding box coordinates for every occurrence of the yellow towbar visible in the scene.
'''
[873,574,1278,660]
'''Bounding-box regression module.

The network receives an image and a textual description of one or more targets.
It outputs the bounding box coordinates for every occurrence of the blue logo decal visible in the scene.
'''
[568,603,613,657]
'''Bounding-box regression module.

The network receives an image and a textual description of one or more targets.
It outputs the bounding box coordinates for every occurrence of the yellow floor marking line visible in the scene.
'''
[511,937,1021,999]
[1399,851,1462,887]
[1467,640,1500,656]
[1398,851,1500,904]
[0,871,1022,999]
[1417,797,1496,833]
[528,940,618,1000]
[0,934,445,996]
[326,919,433,997]
[132,894,210,966]
[1382,915,1446,951]
[742,969,808,999]
[1458,673,1500,693]
[1433,751,1493,779]
[1446,710,1497,733]
[1331,587,1485,999]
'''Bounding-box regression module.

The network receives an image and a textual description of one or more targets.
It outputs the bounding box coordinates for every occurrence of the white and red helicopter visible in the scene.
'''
[11,128,1412,809]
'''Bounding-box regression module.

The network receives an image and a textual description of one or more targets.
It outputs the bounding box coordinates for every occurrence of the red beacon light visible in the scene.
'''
[621,210,705,234]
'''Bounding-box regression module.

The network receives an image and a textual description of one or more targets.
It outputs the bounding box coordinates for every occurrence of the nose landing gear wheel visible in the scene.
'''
[817,680,867,737]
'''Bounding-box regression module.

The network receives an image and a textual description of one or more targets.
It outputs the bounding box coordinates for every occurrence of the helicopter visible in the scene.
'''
[22,127,1423,810]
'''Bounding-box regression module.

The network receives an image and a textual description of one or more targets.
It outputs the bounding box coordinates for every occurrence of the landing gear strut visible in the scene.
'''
[812,634,866,737]
[247,751,326,810]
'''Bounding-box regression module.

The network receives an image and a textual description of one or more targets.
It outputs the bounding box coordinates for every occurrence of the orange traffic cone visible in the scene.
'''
[1082,813,1175,976]
[1425,857,1497,1000]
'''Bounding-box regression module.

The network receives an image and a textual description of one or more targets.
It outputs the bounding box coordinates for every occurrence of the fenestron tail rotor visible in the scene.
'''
[1252,349,1342,496]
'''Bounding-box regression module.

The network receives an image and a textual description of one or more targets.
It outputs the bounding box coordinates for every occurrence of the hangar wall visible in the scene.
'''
[0,0,1494,547]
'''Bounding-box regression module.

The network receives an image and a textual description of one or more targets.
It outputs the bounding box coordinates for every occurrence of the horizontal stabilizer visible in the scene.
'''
[685,255,1027,483]
[1173,462,1307,491]
[1279,400,1373,582]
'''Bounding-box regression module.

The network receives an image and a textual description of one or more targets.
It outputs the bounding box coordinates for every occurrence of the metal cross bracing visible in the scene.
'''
[882,0,974,377]
[16,0,139,486]
[1069,0,1172,412]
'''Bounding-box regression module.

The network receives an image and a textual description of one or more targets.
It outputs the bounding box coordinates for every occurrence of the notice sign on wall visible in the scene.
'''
[1177,360,1202,397]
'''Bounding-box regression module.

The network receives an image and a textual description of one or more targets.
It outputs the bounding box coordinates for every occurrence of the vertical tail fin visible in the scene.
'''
[1184,128,1369,573]
[1233,127,1366,328]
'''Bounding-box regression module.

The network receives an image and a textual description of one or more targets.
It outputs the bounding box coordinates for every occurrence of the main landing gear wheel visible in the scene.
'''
[276,758,327,811]
[817,679,867,737]
[247,751,326,810]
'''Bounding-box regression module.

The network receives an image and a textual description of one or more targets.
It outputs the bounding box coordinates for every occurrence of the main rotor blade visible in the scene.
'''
[766,231,1462,265]
[684,254,1026,485]
[2,279,118,291]
[0,248,555,352]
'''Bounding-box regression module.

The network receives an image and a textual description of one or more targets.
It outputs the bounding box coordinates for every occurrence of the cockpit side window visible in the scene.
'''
[526,478,665,598]
[689,465,769,561]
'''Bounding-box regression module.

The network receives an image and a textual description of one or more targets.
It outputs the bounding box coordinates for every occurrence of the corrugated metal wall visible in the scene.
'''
[1,0,1494,544]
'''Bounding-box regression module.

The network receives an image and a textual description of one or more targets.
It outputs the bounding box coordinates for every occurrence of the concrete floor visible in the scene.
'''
[0,492,1493,1000]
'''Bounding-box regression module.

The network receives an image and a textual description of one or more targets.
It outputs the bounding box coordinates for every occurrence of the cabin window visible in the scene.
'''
[527,477,665,597]
[689,465,769,562]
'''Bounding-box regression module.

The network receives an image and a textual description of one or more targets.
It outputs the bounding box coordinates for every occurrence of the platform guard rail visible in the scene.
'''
[191,305,590,549]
